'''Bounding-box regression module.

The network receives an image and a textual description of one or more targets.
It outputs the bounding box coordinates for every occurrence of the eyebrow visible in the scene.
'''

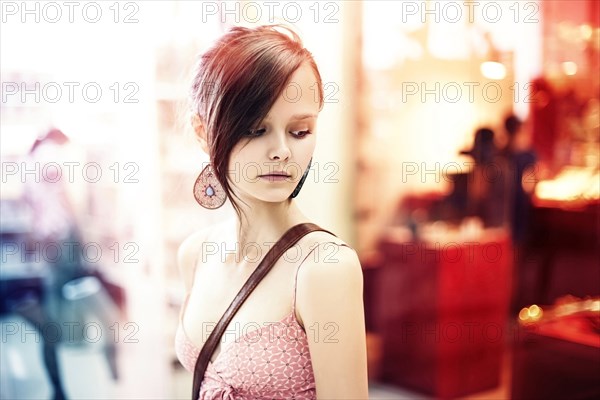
[263,113,317,122]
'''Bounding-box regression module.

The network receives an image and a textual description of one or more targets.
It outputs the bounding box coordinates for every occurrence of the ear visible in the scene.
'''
[191,113,209,154]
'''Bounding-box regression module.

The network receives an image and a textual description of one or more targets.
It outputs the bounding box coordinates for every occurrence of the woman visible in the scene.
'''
[174,25,369,399]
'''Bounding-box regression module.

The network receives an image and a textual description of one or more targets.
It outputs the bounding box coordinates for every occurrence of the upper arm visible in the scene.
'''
[295,243,369,400]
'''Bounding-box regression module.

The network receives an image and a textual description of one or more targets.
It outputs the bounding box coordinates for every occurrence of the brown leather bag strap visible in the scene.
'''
[191,222,335,399]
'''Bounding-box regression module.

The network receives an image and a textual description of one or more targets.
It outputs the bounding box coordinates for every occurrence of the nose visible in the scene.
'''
[268,131,291,161]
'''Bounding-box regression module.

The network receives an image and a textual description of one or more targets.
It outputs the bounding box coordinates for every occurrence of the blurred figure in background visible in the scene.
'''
[7,128,118,399]
[13,128,81,400]
[25,129,88,307]
[499,114,538,245]
[498,115,539,313]
[461,127,506,228]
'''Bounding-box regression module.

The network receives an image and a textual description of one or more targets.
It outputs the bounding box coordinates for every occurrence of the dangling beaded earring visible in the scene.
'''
[290,157,313,198]
[193,163,226,209]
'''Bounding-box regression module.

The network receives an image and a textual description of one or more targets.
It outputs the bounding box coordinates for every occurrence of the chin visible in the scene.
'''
[252,191,294,204]
[235,185,296,205]
[260,195,293,204]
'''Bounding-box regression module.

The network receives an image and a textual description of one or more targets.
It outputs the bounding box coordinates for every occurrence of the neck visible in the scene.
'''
[223,199,310,266]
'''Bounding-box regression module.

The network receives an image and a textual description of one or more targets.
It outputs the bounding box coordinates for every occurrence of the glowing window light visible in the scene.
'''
[580,24,593,40]
[480,61,506,80]
[562,61,578,76]
[535,167,599,201]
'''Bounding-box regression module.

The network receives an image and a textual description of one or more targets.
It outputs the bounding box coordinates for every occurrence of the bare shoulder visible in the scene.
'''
[294,235,363,323]
[296,239,362,285]
[299,228,356,251]
[177,219,230,293]
[177,230,207,293]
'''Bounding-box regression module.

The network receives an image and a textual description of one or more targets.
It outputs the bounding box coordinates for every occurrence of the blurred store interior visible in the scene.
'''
[1,1,599,399]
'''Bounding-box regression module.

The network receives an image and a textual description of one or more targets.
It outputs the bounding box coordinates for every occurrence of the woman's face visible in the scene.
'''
[227,62,320,204]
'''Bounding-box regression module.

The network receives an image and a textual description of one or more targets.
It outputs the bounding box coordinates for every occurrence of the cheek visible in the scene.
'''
[228,142,263,183]
[229,142,254,166]
[299,135,317,156]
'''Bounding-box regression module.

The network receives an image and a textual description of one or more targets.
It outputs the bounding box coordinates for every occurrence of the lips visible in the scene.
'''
[259,171,291,182]
[260,174,290,177]
[259,171,290,177]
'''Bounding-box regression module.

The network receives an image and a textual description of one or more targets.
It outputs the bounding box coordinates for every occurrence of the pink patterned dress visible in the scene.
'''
[175,242,351,400]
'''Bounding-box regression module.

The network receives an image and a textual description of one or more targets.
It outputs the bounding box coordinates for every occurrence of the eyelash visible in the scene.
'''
[246,129,312,138]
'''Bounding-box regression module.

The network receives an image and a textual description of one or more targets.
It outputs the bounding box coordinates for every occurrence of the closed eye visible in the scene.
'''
[246,129,312,138]
[245,128,266,137]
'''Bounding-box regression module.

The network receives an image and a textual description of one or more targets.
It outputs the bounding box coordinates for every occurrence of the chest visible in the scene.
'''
[181,253,299,361]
